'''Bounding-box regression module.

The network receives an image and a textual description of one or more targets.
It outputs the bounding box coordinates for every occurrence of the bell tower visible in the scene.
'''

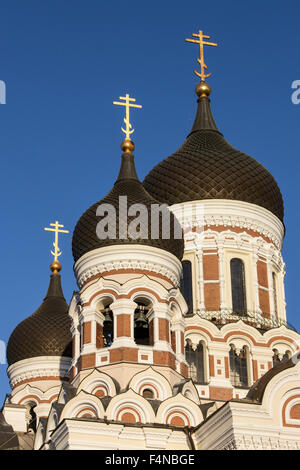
[70,94,188,390]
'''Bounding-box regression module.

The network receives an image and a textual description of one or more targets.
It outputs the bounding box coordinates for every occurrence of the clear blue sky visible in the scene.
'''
[0,0,299,401]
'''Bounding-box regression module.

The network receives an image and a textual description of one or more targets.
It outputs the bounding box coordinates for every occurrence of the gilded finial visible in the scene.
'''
[113,93,142,152]
[44,221,69,273]
[185,30,218,82]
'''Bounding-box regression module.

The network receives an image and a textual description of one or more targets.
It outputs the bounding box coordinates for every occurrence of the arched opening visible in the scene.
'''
[142,388,154,399]
[181,260,193,314]
[102,301,114,347]
[230,258,247,315]
[273,348,291,366]
[134,298,151,346]
[185,339,205,383]
[229,345,248,387]
[25,402,37,433]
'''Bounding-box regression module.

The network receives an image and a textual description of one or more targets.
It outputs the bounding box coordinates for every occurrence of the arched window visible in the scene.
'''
[25,403,37,433]
[185,340,205,383]
[230,258,247,315]
[272,272,278,317]
[229,345,248,387]
[134,302,150,346]
[181,261,193,314]
[272,349,281,366]
[273,348,291,366]
[142,389,154,399]
[103,307,114,347]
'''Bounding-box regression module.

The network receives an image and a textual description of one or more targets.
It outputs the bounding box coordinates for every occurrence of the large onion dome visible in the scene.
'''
[143,82,284,222]
[72,143,184,262]
[7,265,72,366]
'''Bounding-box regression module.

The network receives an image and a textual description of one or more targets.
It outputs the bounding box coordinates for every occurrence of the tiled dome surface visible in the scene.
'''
[7,274,72,366]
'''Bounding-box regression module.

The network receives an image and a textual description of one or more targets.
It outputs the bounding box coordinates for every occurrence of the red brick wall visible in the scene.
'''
[203,254,219,280]
[257,259,268,288]
[83,322,91,344]
[153,350,175,369]
[80,353,96,370]
[96,323,103,348]
[110,347,138,363]
[224,356,229,379]
[116,314,131,337]
[158,318,170,342]
[204,283,220,311]
[252,359,258,381]
[209,386,233,401]
[149,320,154,346]
[259,289,270,318]
[171,331,176,352]
[209,355,215,377]
[181,331,185,355]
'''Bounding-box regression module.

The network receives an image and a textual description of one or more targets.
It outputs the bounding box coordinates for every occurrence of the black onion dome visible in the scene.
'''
[7,273,72,366]
[72,150,184,263]
[143,90,284,222]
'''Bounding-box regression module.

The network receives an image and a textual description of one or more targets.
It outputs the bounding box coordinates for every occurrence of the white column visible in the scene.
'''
[266,256,275,318]
[196,247,205,311]
[218,245,226,310]
[109,299,137,349]
[252,251,262,314]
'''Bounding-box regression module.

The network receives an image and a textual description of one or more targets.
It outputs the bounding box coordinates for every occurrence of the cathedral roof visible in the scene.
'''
[143,82,284,222]
[6,270,72,367]
[0,411,19,450]
[72,147,184,263]
[246,357,296,404]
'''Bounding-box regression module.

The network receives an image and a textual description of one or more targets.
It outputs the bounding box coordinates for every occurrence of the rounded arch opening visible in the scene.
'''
[133,296,152,346]
[185,339,205,383]
[229,344,249,388]
[230,258,247,315]
[97,297,114,348]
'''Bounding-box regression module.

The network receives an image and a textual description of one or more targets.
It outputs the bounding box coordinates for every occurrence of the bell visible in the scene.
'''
[104,310,112,323]
[135,309,147,327]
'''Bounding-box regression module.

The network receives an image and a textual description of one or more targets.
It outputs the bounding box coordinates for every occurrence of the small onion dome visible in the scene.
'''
[6,268,72,367]
[72,143,184,263]
[143,82,284,222]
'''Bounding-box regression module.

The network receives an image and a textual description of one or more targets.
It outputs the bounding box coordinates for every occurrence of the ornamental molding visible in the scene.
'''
[7,356,71,389]
[223,434,300,450]
[171,199,284,250]
[74,245,182,289]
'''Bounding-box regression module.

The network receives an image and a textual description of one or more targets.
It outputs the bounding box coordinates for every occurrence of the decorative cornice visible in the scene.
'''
[74,245,182,289]
[7,356,72,389]
[171,199,284,250]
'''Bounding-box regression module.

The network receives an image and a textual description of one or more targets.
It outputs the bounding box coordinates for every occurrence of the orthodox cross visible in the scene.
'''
[113,93,142,139]
[185,30,218,81]
[44,221,69,261]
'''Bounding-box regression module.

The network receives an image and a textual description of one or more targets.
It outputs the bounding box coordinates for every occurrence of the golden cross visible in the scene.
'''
[44,221,69,261]
[113,93,142,139]
[185,30,218,81]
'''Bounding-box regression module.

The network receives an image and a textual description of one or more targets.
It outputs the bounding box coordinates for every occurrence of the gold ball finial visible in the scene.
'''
[121,138,135,153]
[196,81,211,98]
[50,260,62,274]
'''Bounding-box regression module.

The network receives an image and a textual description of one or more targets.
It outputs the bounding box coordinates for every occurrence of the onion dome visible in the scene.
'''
[7,263,72,366]
[143,82,284,222]
[72,139,184,262]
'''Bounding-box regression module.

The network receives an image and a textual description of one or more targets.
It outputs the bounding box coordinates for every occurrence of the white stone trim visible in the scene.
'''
[74,244,182,288]
[171,199,284,249]
[7,356,72,388]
